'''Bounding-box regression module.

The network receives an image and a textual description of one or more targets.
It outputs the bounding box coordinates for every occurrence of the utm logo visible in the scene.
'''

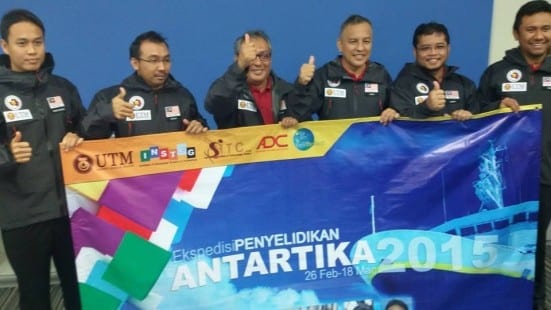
[257,134,288,150]
[73,154,93,173]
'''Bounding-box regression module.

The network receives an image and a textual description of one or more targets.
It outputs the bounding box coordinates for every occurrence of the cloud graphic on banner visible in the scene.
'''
[153,256,320,309]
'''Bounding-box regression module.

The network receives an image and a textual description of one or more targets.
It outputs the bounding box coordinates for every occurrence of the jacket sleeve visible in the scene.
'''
[389,78,417,117]
[382,70,393,110]
[204,63,248,122]
[287,69,324,121]
[81,89,117,139]
[180,88,209,128]
[0,142,15,175]
[463,78,480,114]
[66,83,87,137]
[478,67,501,112]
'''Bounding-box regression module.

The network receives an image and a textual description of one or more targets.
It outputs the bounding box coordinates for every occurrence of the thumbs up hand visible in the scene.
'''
[10,131,32,163]
[298,55,316,86]
[112,87,134,119]
[237,33,259,70]
[426,81,446,111]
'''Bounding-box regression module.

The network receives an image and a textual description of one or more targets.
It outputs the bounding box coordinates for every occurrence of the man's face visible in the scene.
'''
[244,37,271,87]
[337,22,372,73]
[131,40,171,90]
[514,12,551,62]
[1,21,45,72]
[414,32,450,72]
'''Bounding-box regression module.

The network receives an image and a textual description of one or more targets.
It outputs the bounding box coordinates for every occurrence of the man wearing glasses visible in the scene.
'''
[390,22,478,120]
[204,30,298,129]
[289,14,398,125]
[83,31,208,138]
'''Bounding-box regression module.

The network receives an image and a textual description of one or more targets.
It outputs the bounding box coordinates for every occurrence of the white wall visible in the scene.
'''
[489,0,526,64]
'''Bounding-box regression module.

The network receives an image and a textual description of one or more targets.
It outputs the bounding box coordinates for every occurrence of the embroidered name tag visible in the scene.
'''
[414,96,428,105]
[165,106,181,118]
[543,77,551,88]
[47,96,65,110]
[324,88,346,98]
[3,109,33,122]
[502,82,527,92]
[126,110,152,121]
[237,99,257,112]
[445,90,460,100]
[364,83,379,93]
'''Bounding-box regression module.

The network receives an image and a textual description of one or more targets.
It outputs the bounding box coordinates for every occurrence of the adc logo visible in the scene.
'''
[257,134,288,150]
[73,154,93,173]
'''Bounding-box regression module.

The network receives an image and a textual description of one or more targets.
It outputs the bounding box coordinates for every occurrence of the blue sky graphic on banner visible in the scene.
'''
[66,109,541,309]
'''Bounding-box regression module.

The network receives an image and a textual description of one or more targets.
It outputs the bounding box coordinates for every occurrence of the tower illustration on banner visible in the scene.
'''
[474,141,506,211]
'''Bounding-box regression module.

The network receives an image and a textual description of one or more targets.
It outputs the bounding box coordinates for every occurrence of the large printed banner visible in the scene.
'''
[61,107,542,310]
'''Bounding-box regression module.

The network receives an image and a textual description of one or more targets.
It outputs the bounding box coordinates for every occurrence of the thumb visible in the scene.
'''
[117,87,126,99]
[12,131,22,143]
[432,81,441,90]
[308,55,315,65]
[244,33,250,44]
[182,118,190,126]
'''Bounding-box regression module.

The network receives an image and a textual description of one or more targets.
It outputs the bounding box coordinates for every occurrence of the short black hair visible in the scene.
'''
[513,0,551,32]
[385,299,408,310]
[129,31,169,59]
[0,9,45,41]
[412,22,450,47]
[340,14,372,36]
[233,30,271,56]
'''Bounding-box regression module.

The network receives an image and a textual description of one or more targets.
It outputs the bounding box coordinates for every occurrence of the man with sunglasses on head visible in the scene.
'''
[205,30,298,129]
[83,31,208,138]
[390,22,478,121]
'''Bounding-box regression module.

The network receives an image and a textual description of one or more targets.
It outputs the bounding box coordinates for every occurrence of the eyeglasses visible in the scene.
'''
[138,57,171,65]
[255,51,272,62]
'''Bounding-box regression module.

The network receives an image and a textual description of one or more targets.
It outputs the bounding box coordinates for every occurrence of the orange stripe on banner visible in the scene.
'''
[178,168,201,191]
[60,120,355,184]
[97,205,153,239]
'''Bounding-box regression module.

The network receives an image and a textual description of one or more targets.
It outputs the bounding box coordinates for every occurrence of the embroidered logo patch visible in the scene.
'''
[506,69,522,82]
[128,96,145,110]
[4,95,22,111]
[416,83,429,94]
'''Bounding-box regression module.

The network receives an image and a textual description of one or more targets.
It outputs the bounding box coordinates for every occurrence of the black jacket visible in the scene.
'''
[204,62,294,129]
[289,57,392,121]
[390,63,478,118]
[479,48,551,184]
[0,53,85,229]
[83,73,208,138]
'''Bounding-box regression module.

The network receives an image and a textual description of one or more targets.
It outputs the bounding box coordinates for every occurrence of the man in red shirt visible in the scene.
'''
[205,30,298,129]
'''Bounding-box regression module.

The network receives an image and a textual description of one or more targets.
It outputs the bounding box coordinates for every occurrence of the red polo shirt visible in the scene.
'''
[250,77,274,124]
[341,59,368,81]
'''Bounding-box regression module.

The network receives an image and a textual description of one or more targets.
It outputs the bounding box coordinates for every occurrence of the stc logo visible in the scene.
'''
[256,134,288,150]
[204,139,249,159]
[141,144,196,162]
